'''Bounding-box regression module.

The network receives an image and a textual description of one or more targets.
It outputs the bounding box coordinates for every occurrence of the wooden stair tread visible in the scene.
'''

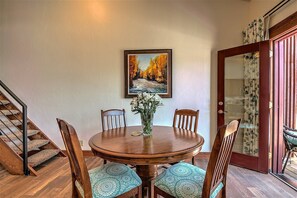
[0,120,22,128]
[28,149,60,167]
[0,110,20,116]
[12,139,50,154]
[0,119,29,129]
[0,100,10,105]
[0,130,39,142]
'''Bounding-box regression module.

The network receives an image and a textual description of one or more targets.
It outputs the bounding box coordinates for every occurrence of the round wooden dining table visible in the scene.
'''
[89,126,204,198]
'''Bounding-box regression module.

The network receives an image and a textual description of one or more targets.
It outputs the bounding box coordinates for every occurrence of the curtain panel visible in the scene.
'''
[242,18,264,156]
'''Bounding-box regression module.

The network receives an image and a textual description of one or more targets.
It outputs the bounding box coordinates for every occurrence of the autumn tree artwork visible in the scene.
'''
[124,49,172,98]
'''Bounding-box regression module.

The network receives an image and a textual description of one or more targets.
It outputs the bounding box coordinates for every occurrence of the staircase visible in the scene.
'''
[0,81,65,176]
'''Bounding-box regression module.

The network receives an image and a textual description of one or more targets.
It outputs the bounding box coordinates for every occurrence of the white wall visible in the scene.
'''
[0,0,251,151]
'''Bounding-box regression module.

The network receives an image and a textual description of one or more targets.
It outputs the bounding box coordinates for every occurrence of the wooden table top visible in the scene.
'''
[89,126,204,165]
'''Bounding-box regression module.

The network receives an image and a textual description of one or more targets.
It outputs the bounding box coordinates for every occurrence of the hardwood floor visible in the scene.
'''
[0,157,296,197]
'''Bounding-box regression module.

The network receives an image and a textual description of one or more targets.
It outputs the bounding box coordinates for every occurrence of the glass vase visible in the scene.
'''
[140,113,154,136]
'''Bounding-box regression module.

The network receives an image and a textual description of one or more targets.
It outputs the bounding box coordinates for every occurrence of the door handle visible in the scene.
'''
[218,110,228,114]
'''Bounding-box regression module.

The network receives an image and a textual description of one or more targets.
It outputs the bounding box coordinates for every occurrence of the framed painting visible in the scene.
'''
[124,49,172,98]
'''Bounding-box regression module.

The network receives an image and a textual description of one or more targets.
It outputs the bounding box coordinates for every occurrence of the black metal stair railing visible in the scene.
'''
[0,80,29,175]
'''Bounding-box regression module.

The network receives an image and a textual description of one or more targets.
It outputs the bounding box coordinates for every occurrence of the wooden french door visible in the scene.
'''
[217,41,270,173]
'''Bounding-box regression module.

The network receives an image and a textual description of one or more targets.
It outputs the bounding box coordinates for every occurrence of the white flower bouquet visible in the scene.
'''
[130,92,163,135]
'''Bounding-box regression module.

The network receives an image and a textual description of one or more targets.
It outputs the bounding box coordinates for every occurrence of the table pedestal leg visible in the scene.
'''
[136,165,157,198]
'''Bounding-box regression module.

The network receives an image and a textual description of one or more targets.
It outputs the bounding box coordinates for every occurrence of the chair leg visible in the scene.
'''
[221,185,226,198]
[137,185,142,198]
[282,150,292,174]
[104,159,107,164]
[192,157,195,165]
[289,151,296,164]
[72,185,79,198]
[154,188,158,198]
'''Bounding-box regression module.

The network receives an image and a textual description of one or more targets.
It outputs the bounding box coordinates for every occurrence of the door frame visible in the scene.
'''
[217,41,270,173]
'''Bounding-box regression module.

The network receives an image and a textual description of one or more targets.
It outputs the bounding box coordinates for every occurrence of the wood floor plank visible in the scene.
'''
[0,157,296,197]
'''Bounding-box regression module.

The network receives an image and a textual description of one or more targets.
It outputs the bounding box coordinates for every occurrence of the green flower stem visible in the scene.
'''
[141,113,154,136]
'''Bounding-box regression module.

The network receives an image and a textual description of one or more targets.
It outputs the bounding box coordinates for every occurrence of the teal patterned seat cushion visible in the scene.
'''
[155,162,223,198]
[75,162,141,198]
[284,130,297,145]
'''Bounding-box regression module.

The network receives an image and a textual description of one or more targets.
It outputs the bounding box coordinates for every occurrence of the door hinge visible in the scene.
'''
[269,101,273,109]
[269,50,273,58]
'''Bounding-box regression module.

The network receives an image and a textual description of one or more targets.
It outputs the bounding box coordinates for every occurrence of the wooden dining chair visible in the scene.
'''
[101,109,126,164]
[173,109,199,132]
[57,118,142,198]
[101,109,126,131]
[173,108,199,165]
[154,119,241,198]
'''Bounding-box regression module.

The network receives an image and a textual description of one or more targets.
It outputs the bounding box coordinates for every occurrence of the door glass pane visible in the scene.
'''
[225,52,259,157]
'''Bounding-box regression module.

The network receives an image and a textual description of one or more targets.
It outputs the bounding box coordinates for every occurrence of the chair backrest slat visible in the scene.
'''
[202,119,241,197]
[189,116,193,130]
[117,115,120,128]
[101,109,126,131]
[181,116,186,128]
[172,109,199,132]
[57,118,92,198]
